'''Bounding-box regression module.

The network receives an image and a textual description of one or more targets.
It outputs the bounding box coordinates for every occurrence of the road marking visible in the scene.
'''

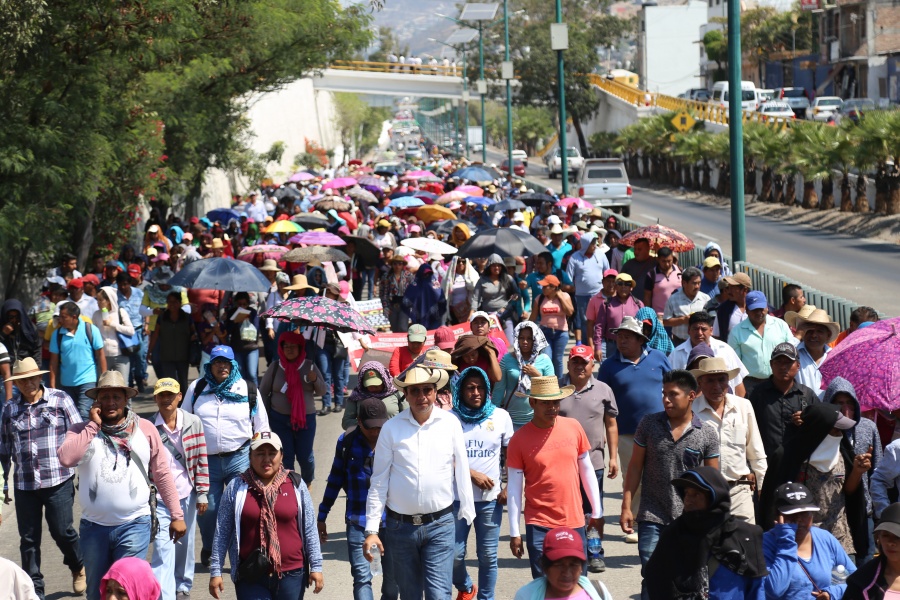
[692,232,718,242]
[639,213,657,221]
[775,260,818,275]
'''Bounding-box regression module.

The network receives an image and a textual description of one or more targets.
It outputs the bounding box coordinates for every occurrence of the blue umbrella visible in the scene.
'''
[451,166,496,182]
[168,257,272,292]
[206,208,243,223]
[464,197,495,208]
[389,196,426,209]
[413,191,438,201]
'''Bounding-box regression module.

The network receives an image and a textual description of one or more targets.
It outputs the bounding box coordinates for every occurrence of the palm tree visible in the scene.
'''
[707,133,731,196]
[790,122,837,209]
[856,111,894,213]
[743,123,778,202]
[829,125,857,212]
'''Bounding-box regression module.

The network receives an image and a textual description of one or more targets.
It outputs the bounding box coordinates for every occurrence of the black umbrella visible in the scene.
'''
[491,199,527,212]
[427,219,478,237]
[456,227,547,259]
[340,234,381,264]
[291,212,330,229]
[168,257,272,292]
[517,193,555,208]
[282,246,350,263]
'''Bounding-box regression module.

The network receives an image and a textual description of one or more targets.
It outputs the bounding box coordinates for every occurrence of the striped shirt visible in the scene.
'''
[152,409,210,504]
[0,387,81,490]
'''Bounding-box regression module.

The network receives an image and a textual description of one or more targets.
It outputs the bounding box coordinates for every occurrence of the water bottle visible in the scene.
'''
[586,527,602,562]
[369,544,383,577]
[831,564,848,585]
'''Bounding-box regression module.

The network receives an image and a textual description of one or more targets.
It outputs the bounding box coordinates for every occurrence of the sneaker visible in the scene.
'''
[332,405,343,413]
[201,549,211,567]
[589,556,606,573]
[72,567,87,594]
[317,409,329,416]
[624,531,639,544]
[456,585,477,600]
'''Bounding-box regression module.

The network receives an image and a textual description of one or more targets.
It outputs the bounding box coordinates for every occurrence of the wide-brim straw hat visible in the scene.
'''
[85,370,138,400]
[419,349,457,371]
[394,366,442,389]
[528,376,575,401]
[690,357,740,381]
[258,259,281,272]
[6,357,50,381]
[794,308,840,343]
[611,315,648,341]
[284,274,319,294]
[784,304,817,330]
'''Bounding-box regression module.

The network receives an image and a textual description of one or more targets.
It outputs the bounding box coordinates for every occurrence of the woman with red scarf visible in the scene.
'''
[259,332,325,486]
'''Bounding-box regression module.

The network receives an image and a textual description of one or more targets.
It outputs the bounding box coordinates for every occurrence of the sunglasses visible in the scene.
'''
[615,282,632,287]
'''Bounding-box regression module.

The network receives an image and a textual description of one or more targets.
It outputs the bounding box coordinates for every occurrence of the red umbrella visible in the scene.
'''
[619,224,695,252]
[348,159,363,166]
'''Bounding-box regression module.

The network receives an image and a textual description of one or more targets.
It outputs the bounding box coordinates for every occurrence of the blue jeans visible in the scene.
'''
[14,476,83,599]
[383,510,455,600]
[347,521,399,600]
[234,349,259,385]
[453,501,502,599]
[199,448,250,553]
[128,331,147,387]
[574,294,593,341]
[638,521,664,600]
[80,515,152,600]
[317,344,349,408]
[540,327,569,381]
[234,566,307,600]
[268,409,317,485]
[62,383,95,421]
[525,524,586,580]
[152,493,197,600]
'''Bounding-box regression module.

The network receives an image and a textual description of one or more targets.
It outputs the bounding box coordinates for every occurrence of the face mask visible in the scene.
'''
[808,434,842,472]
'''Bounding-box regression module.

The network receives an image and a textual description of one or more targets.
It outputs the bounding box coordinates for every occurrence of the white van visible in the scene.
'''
[710,81,759,111]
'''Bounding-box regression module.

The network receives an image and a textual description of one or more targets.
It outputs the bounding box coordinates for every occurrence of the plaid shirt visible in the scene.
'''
[317,430,383,527]
[0,387,81,490]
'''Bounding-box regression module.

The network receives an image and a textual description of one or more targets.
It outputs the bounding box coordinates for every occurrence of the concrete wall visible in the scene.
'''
[640,1,707,97]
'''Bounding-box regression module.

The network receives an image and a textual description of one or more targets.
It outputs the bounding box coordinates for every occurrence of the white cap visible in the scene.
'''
[547,215,562,225]
[512,211,525,222]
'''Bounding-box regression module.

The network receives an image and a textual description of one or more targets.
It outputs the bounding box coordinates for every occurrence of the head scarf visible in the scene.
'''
[512,321,549,398]
[0,299,40,360]
[452,367,495,424]
[636,307,674,356]
[96,409,139,473]
[202,358,251,407]
[278,331,309,430]
[349,361,397,405]
[401,263,446,329]
[240,464,290,577]
[167,225,184,245]
[95,286,123,325]
[101,557,161,600]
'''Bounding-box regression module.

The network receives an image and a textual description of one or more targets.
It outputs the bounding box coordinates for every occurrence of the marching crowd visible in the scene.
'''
[1,156,898,600]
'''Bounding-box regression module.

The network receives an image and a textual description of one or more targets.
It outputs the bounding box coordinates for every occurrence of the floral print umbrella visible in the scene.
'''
[260,296,375,334]
[619,224,695,252]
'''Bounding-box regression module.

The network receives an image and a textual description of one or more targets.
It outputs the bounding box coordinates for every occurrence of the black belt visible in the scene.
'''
[216,440,250,457]
[729,477,753,488]
[386,505,452,526]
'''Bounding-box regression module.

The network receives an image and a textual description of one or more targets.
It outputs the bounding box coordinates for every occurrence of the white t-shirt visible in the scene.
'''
[79,429,152,526]
[454,408,514,502]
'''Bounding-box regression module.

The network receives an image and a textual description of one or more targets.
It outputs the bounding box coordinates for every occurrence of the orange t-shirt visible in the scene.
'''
[507,416,590,528]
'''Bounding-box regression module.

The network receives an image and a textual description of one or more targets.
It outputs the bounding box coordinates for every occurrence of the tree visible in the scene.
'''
[703,30,727,80]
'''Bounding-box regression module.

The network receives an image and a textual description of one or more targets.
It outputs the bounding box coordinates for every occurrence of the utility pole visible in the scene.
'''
[551,0,569,196]
[504,0,514,181]
[727,0,746,262]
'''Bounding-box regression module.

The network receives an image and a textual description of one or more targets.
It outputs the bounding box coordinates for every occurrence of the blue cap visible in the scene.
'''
[210,345,235,361]
[746,290,768,311]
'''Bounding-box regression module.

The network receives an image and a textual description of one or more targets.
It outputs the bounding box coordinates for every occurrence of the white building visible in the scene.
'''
[637,1,708,96]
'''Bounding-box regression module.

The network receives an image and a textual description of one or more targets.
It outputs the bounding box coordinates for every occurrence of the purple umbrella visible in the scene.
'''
[292,231,345,246]
[289,172,316,182]
[358,176,388,190]
[820,317,900,411]
[260,296,375,334]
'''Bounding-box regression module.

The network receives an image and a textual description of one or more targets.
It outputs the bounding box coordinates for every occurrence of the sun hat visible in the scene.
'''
[794,308,840,343]
[258,259,281,272]
[209,345,236,361]
[784,304,818,330]
[528,376,575,401]
[771,342,799,362]
[358,397,389,429]
[407,324,427,343]
[574,220,589,231]
[284,274,319,294]
[434,326,457,351]
[874,503,900,538]
[394,366,442,389]
[6,357,50,382]
[419,348,457,371]
[210,238,225,250]
[774,482,820,515]
[569,345,593,361]
[690,357,740,381]
[85,370,138,400]
[538,274,561,287]
[250,431,282,452]
[153,378,181,396]
[549,224,564,235]
[542,526,586,562]
[615,273,634,285]
[722,272,752,288]
[611,315,648,341]
[703,256,721,269]
[377,219,391,228]
[745,291,768,311]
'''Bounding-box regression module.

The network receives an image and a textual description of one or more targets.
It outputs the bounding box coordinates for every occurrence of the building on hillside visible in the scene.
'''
[637,0,708,96]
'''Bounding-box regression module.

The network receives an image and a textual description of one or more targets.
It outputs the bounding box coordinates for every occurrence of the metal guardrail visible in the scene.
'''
[330,60,462,77]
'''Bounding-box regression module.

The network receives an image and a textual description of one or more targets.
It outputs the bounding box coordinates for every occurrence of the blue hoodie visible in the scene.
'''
[763,523,855,600]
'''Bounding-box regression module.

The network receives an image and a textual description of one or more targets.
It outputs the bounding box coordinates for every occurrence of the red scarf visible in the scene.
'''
[241,466,290,576]
[278,331,308,430]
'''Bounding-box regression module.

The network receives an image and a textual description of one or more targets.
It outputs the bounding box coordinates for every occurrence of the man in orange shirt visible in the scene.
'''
[388,324,427,376]
[506,376,603,579]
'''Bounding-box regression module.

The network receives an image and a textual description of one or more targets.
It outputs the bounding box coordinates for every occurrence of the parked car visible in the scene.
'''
[775,87,811,118]
[544,146,584,180]
[757,89,776,103]
[808,96,843,122]
[500,158,526,177]
[511,149,529,167]
[757,101,795,122]
[690,89,711,102]
[837,98,876,124]
[577,158,632,217]
[471,142,484,153]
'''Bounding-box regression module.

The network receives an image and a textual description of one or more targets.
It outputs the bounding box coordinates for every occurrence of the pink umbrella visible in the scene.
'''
[820,318,900,411]
[456,185,483,196]
[237,244,287,263]
[292,231,346,246]
[557,197,593,210]
[405,170,434,178]
[289,172,315,182]
[321,177,358,190]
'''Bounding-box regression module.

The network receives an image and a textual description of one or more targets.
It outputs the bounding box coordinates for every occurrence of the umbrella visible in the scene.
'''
[274,186,301,201]
[436,190,469,204]
[452,166,495,182]
[464,197,495,208]
[340,234,380,264]
[416,205,456,225]
[457,227,548,259]
[282,246,350,263]
[265,220,303,234]
[291,212,330,229]
[314,197,353,212]
[292,231,345,246]
[401,237,458,255]
[455,185,483,196]
[168,257,272,292]
[321,177,358,190]
[619,224,695,252]
[413,191,438,202]
[260,296,375,334]
[492,199,527,212]
[289,172,316,182]
[206,208,243,223]
[820,318,900,411]
[428,219,478,237]
[558,197,593,210]
[389,197,425,209]
[348,159,363,166]
[517,192,555,207]
[358,176,388,189]
[404,170,434,178]
[303,169,321,177]
[347,187,378,203]
[237,245,287,263]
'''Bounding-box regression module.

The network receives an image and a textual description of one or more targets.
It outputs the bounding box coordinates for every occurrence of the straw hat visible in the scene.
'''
[394,367,442,389]
[528,376,575,401]
[784,304,817,330]
[258,259,281,272]
[794,308,840,343]
[210,238,225,250]
[284,274,319,294]
[6,357,49,381]
[690,357,740,381]
[419,349,457,371]
[85,370,138,400]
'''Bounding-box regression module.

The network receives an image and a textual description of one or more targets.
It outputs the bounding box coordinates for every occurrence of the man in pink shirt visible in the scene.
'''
[593,274,644,362]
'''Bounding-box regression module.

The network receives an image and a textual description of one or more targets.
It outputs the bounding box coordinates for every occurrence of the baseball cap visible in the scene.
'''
[407,324,427,343]
[153,378,181,395]
[189,216,200,224]
[703,256,721,269]
[105,260,120,269]
[127,264,142,280]
[67,278,84,289]
[377,219,391,228]
[569,345,593,361]
[434,326,456,351]
[44,275,67,288]
[538,274,561,287]
[250,431,283,452]
[542,527,586,562]
[82,274,100,286]
[603,269,619,279]
[210,345,235,361]
[774,482,820,515]
[361,368,385,388]
[148,224,160,233]
[469,311,491,325]
[771,342,799,362]
[722,272,752,288]
[512,212,525,222]
[746,291,768,311]
[547,215,562,225]
[615,273,634,284]
[358,397,389,429]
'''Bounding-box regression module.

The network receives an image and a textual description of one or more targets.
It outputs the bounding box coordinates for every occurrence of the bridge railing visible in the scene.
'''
[330,60,462,78]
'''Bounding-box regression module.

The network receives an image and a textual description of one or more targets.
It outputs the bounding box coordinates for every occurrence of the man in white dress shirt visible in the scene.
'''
[364,367,475,600]
[669,310,749,397]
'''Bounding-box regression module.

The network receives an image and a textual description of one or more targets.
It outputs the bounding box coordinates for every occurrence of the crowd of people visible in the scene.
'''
[0,155,897,600]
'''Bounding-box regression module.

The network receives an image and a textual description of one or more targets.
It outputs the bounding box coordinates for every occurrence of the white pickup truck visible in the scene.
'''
[545,146,584,180]
[577,158,632,217]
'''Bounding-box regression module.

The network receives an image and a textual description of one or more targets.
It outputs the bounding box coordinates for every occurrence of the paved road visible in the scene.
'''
[484,147,900,316]
[0,365,644,600]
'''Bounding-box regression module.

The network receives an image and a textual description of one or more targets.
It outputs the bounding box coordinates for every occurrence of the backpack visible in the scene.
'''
[192,378,258,416]
[340,427,363,465]
[56,321,95,365]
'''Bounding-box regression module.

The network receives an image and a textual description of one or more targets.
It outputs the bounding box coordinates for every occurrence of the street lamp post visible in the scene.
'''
[503,0,514,181]
[551,1,569,196]
[727,0,746,262]
[478,22,487,163]
[430,34,472,159]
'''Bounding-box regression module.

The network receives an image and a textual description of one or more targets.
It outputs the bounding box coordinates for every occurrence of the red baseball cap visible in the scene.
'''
[537,274,560,287]
[127,264,142,279]
[603,269,619,279]
[67,278,84,289]
[82,274,100,286]
[569,345,593,361]
[189,216,200,224]
[542,527,586,561]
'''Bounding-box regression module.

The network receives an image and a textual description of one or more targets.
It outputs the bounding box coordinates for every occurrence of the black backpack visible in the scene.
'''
[192,378,258,415]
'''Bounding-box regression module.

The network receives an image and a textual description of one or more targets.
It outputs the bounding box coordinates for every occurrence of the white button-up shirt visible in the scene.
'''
[182,377,269,455]
[669,338,749,392]
[694,393,768,489]
[366,407,476,530]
